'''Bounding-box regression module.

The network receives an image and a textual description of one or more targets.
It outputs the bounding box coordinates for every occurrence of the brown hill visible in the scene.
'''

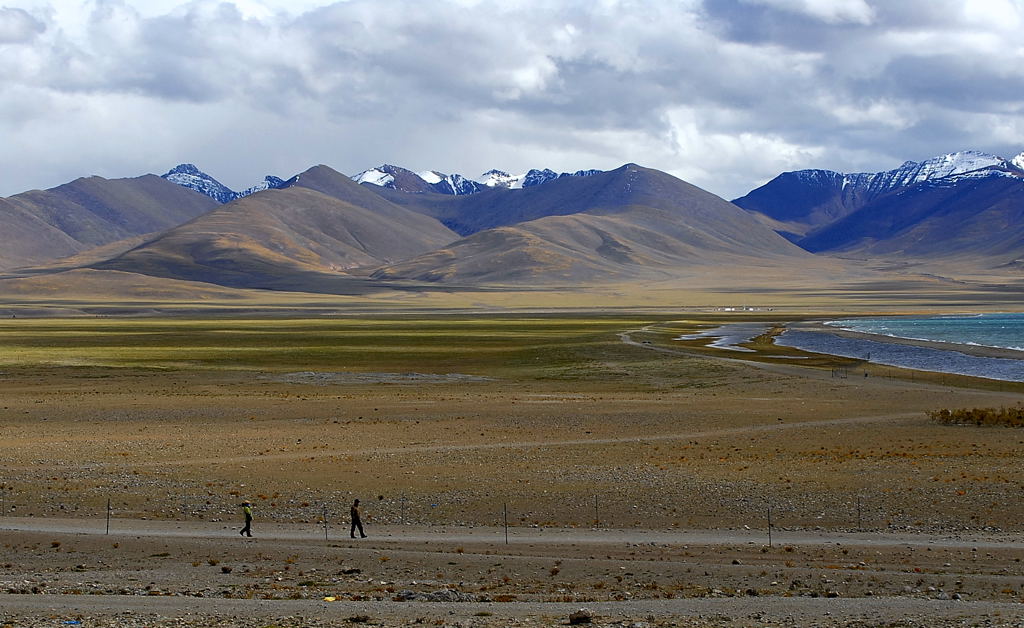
[0,175,219,270]
[372,164,810,284]
[93,167,460,291]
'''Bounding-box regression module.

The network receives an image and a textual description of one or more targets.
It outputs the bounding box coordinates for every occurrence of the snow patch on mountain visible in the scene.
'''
[162,164,238,204]
[351,164,604,195]
[843,150,1006,195]
[418,170,443,185]
[477,167,604,189]
[240,176,288,197]
[162,164,288,203]
[353,168,395,187]
[1012,152,1024,172]
[479,169,524,189]
[438,173,482,195]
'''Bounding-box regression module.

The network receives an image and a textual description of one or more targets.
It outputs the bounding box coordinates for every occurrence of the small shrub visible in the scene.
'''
[928,406,1024,428]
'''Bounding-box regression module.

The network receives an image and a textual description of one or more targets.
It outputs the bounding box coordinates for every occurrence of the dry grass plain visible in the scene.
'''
[0,310,1023,626]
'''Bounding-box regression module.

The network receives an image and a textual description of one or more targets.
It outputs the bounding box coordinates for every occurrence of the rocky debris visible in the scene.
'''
[568,607,594,624]
[393,588,481,602]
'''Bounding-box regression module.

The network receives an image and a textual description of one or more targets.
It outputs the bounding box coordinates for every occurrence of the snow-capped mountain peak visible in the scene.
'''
[350,164,604,195]
[161,164,287,203]
[475,167,602,190]
[911,150,1004,178]
[352,167,396,187]
[824,150,1016,200]
[1012,152,1024,172]
[162,164,238,204]
[478,169,524,189]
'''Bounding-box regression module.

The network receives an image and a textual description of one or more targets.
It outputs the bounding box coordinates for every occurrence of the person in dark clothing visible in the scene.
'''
[350,498,366,538]
[240,501,253,537]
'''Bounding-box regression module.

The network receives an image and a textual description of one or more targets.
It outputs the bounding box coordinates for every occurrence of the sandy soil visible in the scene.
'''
[1,318,1023,626]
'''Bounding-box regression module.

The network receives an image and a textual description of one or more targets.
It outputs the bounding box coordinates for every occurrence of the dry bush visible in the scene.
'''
[927,406,1024,428]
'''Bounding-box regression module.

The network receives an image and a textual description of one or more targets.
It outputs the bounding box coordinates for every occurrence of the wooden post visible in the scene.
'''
[106,498,111,535]
[767,502,773,548]
[594,495,599,528]
[503,503,508,545]
[857,495,862,531]
[400,494,406,525]
[323,504,329,542]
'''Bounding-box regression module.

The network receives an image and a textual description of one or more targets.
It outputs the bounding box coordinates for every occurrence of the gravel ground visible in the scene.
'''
[1,521,1022,627]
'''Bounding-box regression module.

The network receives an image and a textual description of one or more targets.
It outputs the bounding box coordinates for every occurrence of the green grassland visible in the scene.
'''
[3,314,1011,392]
[0,316,667,379]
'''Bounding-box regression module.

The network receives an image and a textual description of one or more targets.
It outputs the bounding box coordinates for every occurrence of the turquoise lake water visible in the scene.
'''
[775,313,1024,382]
[827,313,1024,351]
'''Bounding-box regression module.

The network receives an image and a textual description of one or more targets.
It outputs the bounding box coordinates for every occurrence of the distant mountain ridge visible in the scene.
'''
[734,149,1024,264]
[162,164,288,204]
[88,163,807,289]
[95,165,460,291]
[733,150,1024,240]
[370,164,810,284]
[162,162,605,204]
[352,164,603,196]
[6,150,1024,291]
[798,166,1024,260]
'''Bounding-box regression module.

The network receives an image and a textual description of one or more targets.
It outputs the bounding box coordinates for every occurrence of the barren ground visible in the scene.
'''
[1,313,1022,626]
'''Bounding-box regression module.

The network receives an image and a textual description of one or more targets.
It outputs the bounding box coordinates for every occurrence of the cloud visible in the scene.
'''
[739,0,875,25]
[0,7,45,43]
[0,0,1021,199]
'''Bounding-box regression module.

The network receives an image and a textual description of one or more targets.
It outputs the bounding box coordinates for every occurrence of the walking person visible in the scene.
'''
[350,498,366,538]
[239,501,253,537]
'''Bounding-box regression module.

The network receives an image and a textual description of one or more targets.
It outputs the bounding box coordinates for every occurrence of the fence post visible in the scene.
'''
[767,502,773,548]
[503,503,508,545]
[106,498,111,535]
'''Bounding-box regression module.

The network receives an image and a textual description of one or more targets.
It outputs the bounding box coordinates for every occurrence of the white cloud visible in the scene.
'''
[0,7,45,43]
[0,0,1021,200]
[740,0,876,25]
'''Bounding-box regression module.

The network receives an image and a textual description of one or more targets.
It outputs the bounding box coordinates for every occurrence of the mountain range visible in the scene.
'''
[733,150,1024,262]
[164,162,604,203]
[1,149,1021,295]
[351,164,604,196]
[162,163,289,204]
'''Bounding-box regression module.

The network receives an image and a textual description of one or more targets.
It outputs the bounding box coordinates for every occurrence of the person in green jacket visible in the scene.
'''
[240,501,253,537]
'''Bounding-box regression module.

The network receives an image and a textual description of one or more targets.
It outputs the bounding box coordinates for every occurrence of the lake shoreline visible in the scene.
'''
[777,318,1024,382]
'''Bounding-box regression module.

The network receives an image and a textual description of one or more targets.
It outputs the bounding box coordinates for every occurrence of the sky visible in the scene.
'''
[0,0,1022,199]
